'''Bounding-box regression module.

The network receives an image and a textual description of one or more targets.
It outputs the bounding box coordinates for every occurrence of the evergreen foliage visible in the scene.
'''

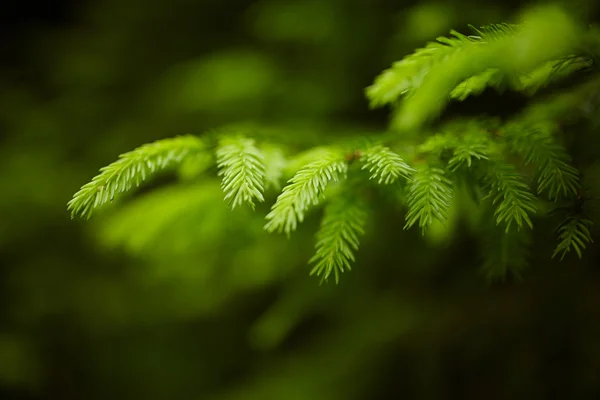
[484,158,537,232]
[553,217,594,260]
[360,145,415,184]
[504,122,580,200]
[69,4,599,283]
[404,166,453,234]
[309,191,368,283]
[368,6,583,131]
[68,135,205,219]
[264,149,347,235]
[216,136,266,209]
[447,132,490,171]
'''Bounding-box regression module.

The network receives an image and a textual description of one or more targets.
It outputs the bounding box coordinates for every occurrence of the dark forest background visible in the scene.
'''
[2,0,600,399]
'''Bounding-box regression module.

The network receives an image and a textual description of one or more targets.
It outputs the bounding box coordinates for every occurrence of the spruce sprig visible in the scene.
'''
[484,159,537,232]
[447,134,490,171]
[216,136,266,209]
[552,217,594,260]
[67,6,597,284]
[360,145,415,184]
[519,56,593,94]
[309,194,368,284]
[404,166,453,234]
[450,68,506,101]
[388,7,581,131]
[264,149,347,235]
[505,123,580,201]
[366,29,477,108]
[366,23,518,109]
[68,135,205,219]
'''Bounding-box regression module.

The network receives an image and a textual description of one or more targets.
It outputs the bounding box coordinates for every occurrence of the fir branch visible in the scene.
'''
[450,68,507,101]
[68,135,205,219]
[392,6,582,131]
[484,159,537,232]
[309,194,368,284]
[366,29,477,108]
[367,24,517,109]
[505,122,580,201]
[360,145,415,184]
[404,166,453,234]
[447,134,490,171]
[216,136,266,209]
[468,23,518,40]
[519,56,593,95]
[552,217,594,260]
[416,132,457,155]
[264,150,347,235]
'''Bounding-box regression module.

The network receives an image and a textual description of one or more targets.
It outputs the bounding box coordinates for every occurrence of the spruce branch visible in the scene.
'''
[264,149,347,235]
[391,6,582,131]
[366,29,477,108]
[552,217,594,260]
[448,134,490,171]
[484,159,537,232]
[309,194,368,284]
[404,166,453,234]
[519,56,593,94]
[68,135,205,219]
[505,123,580,201]
[216,136,266,209]
[416,132,457,155]
[367,23,518,109]
[450,68,506,101]
[360,145,415,184]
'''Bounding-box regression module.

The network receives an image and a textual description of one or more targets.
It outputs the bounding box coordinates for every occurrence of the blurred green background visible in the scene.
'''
[2,0,600,399]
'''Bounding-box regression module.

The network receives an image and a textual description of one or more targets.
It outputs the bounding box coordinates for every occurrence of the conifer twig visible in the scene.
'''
[404,166,453,234]
[216,136,266,209]
[309,194,368,284]
[360,145,415,184]
[264,149,347,235]
[68,135,205,219]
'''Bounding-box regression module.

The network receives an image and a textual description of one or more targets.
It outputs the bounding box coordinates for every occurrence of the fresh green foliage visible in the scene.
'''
[264,149,347,235]
[360,145,415,184]
[216,136,266,209]
[553,217,594,260]
[309,192,368,283]
[69,4,599,283]
[68,135,205,219]
[368,6,582,131]
[404,166,453,234]
[450,68,506,101]
[519,56,593,95]
[366,29,477,107]
[484,159,537,232]
[504,122,580,200]
[447,133,490,171]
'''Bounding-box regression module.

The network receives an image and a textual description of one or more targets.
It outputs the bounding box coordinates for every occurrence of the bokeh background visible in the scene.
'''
[2,0,600,399]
